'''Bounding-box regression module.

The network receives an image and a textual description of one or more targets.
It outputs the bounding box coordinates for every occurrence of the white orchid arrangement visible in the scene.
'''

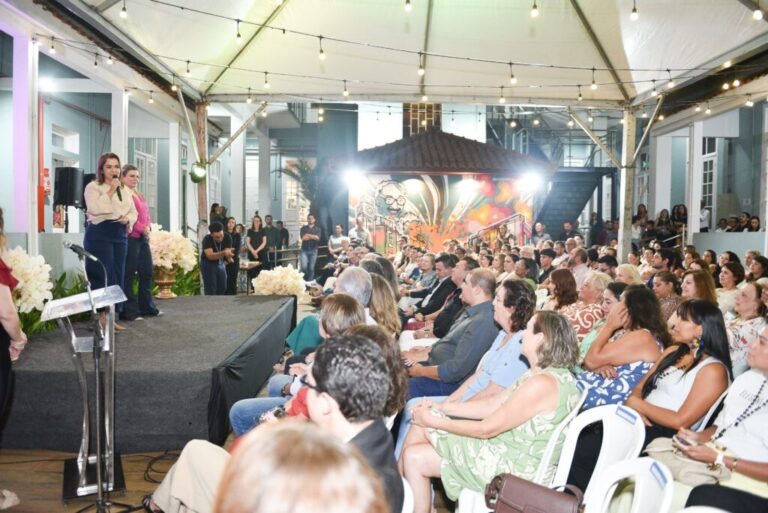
[148,224,197,272]
[251,265,307,299]
[3,246,54,314]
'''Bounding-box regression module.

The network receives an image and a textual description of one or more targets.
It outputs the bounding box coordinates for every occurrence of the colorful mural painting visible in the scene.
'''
[348,174,533,253]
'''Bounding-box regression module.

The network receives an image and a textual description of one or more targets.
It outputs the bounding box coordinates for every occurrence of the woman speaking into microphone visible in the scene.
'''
[83,152,137,331]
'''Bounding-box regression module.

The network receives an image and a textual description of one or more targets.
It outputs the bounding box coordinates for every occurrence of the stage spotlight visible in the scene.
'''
[404,179,422,193]
[190,162,207,183]
[519,172,544,193]
[344,169,368,190]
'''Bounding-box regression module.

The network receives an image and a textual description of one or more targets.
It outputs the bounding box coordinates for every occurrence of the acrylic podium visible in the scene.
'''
[41,285,126,502]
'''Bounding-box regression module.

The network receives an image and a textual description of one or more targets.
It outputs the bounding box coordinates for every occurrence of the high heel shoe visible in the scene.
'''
[99,312,127,332]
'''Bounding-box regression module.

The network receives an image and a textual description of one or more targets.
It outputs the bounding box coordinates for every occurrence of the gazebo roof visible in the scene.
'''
[335,128,551,175]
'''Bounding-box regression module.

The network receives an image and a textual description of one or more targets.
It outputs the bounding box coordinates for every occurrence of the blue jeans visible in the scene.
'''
[407,376,462,400]
[201,259,226,295]
[84,221,128,312]
[300,249,318,281]
[395,396,447,459]
[229,374,294,436]
[122,235,158,319]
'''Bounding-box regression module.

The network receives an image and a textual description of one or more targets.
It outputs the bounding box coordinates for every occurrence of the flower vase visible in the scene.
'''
[154,265,178,299]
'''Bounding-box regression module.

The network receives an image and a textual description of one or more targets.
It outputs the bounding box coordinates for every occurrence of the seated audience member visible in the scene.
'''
[148,335,403,513]
[401,269,498,399]
[399,258,479,350]
[559,271,611,342]
[400,253,436,290]
[369,274,402,338]
[745,249,761,269]
[677,331,768,513]
[627,250,642,268]
[615,263,643,285]
[542,268,577,311]
[653,271,683,321]
[374,256,400,301]
[538,248,556,284]
[597,255,618,278]
[398,247,421,280]
[726,281,767,376]
[573,282,628,373]
[646,248,678,288]
[229,293,366,436]
[748,215,762,232]
[532,222,551,245]
[400,254,457,323]
[638,248,656,279]
[714,218,728,232]
[747,255,768,281]
[214,423,389,513]
[513,257,538,288]
[719,250,741,267]
[680,269,718,305]
[481,254,495,271]
[717,261,745,317]
[399,311,581,512]
[579,285,670,408]
[395,280,536,457]
[495,254,514,284]
[569,248,590,289]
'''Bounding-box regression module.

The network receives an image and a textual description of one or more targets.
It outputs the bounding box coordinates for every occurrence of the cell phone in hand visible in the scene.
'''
[673,434,697,447]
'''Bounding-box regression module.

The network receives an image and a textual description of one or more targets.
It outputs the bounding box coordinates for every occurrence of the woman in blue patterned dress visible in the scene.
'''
[578,285,671,409]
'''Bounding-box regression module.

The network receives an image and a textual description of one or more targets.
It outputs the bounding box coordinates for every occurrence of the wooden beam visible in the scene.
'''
[195,102,209,229]
[618,108,636,262]
[203,2,288,96]
[570,0,630,102]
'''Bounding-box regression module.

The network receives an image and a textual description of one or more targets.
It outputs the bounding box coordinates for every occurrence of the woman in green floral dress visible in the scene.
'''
[400,311,581,513]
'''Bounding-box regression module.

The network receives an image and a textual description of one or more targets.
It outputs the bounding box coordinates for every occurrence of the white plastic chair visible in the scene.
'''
[455,387,589,513]
[583,457,674,513]
[401,477,414,513]
[550,404,647,494]
[695,390,727,432]
[675,507,730,513]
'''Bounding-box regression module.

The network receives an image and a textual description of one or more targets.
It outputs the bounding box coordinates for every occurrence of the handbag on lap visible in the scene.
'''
[484,473,583,513]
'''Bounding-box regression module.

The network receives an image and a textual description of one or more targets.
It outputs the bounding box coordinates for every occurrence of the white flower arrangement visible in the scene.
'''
[3,247,54,314]
[148,224,197,272]
[251,265,307,299]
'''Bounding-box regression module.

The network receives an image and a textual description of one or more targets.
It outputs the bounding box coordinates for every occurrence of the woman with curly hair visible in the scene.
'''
[652,271,683,321]
[542,268,579,312]
[716,261,745,316]
[747,255,768,281]
[726,281,767,376]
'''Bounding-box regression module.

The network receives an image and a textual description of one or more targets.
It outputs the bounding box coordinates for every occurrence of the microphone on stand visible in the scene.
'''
[63,240,100,262]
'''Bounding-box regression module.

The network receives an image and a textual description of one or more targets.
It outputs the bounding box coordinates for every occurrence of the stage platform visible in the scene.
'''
[2,295,296,453]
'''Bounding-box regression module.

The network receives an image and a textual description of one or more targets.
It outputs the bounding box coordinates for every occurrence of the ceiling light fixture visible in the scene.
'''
[417,52,425,76]
[577,85,583,102]
[49,37,56,54]
[732,79,741,87]
[705,103,712,114]
[107,54,113,65]
[185,60,191,77]
[263,72,270,89]
[499,86,506,103]
[651,79,658,97]
[666,69,675,89]
[405,0,412,13]
[630,0,639,21]
[530,1,539,18]
[246,87,252,104]
[591,67,598,90]
[533,118,540,126]
[509,62,517,85]
[342,80,349,97]
[120,0,128,19]
[754,0,764,20]
[510,119,517,128]
[148,91,154,104]
[695,104,701,112]
[93,53,98,67]
[318,36,326,61]
[746,95,754,107]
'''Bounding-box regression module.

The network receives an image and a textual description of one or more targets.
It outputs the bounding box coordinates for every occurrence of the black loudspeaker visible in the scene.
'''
[82,173,96,208]
[53,167,85,208]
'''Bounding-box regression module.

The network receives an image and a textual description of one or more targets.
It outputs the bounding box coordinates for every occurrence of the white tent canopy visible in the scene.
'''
[74,0,768,107]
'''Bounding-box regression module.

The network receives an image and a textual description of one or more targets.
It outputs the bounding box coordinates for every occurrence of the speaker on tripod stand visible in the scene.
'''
[53,167,85,233]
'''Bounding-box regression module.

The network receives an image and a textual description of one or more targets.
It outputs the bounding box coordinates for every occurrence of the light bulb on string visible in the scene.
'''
[695,104,701,112]
[261,104,268,117]
[567,120,574,127]
[246,88,252,104]
[120,0,128,18]
[236,20,242,44]
[658,114,664,121]
[705,103,711,115]
[318,115,324,122]
[510,119,517,128]
[666,69,674,89]
[499,86,505,103]
[588,115,594,123]
[93,53,98,68]
[641,111,648,118]
[533,118,540,126]
[420,119,427,127]
[171,76,178,92]
[650,80,658,97]
[185,60,191,77]
[148,91,154,104]
[263,72,270,89]
[417,52,425,76]
[342,80,349,97]
[590,67,598,90]
[630,0,639,21]
[31,37,39,47]
[732,79,741,87]
[746,95,754,107]
[451,110,455,123]
[722,82,730,90]
[107,54,113,65]
[318,36,326,61]
[509,62,517,85]
[530,1,539,18]
[421,91,428,102]
[318,106,325,115]
[49,37,56,54]
[754,1,764,20]
[405,0,412,13]
[577,85,583,102]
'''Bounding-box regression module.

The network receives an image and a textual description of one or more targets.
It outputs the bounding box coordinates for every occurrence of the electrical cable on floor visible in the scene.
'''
[143,450,180,484]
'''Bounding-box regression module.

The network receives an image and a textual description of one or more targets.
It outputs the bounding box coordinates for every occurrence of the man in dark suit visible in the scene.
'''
[308,335,404,513]
[400,253,457,324]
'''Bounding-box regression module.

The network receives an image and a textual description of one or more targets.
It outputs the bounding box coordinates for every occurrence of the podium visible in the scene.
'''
[41,285,126,502]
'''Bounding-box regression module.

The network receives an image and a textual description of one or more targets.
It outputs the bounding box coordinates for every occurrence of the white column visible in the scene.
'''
[12,33,38,253]
[258,133,271,215]
[687,121,704,245]
[230,114,246,222]
[168,122,180,231]
[649,136,672,218]
[110,90,129,161]
[618,109,636,262]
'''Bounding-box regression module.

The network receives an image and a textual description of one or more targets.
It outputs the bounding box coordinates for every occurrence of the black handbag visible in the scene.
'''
[484,473,583,513]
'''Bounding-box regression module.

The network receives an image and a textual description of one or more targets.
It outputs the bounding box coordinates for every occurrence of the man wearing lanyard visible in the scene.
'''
[200,222,233,295]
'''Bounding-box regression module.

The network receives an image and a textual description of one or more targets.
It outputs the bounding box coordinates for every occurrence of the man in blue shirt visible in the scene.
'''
[300,214,322,281]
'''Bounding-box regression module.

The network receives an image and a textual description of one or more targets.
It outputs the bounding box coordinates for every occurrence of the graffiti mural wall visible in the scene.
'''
[348,174,533,253]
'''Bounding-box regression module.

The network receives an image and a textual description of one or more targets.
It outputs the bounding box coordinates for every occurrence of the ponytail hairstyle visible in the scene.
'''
[641,299,733,398]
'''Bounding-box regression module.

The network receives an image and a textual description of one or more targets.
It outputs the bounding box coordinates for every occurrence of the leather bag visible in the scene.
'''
[645,437,730,486]
[484,473,583,513]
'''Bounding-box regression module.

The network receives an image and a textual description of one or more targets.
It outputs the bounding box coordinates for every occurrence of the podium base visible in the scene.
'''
[62,454,126,502]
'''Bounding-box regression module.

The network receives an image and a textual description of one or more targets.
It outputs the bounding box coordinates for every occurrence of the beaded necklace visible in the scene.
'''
[713,377,768,441]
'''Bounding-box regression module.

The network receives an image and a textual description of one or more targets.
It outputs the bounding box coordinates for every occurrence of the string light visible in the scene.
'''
[754,0,764,20]
[509,62,517,85]
[171,80,178,92]
[148,90,154,104]
[318,114,324,122]
[261,103,268,117]
[530,1,539,18]
[590,67,598,90]
[533,118,540,126]
[641,111,648,118]
[31,37,39,47]
[510,119,517,128]
[120,0,128,18]
[236,19,242,44]
[567,119,574,127]
[666,69,674,89]
[404,0,412,13]
[658,114,664,121]
[421,86,428,101]
[733,79,741,87]
[318,106,325,115]
[577,85,583,102]
[723,60,732,68]
[49,37,56,54]
[630,0,639,21]
[246,87,252,103]
[746,95,754,107]
[93,53,98,67]
[498,86,505,103]
[417,52,425,76]
[342,80,349,97]
[722,82,730,90]
[107,54,113,65]
[420,119,427,126]
[620,118,625,124]
[451,110,455,123]
[318,36,326,61]
[650,79,658,97]
[705,103,711,114]
[588,115,594,122]
[694,104,701,112]
[263,71,270,89]
[185,60,191,76]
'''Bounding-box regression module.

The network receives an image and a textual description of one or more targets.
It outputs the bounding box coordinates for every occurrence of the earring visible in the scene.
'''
[691,338,700,350]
